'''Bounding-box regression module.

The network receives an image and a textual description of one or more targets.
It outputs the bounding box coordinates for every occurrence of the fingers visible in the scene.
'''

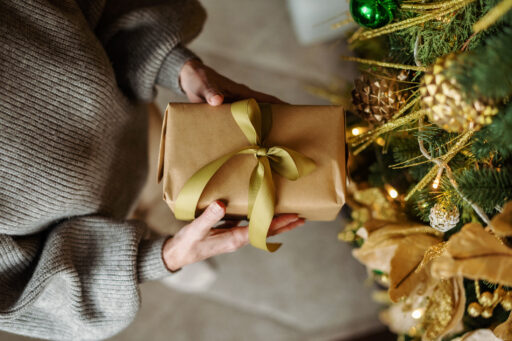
[269,214,300,230]
[180,60,224,106]
[208,220,241,237]
[189,201,226,237]
[203,87,224,106]
[212,219,241,230]
[201,216,303,260]
[202,226,249,256]
[268,218,305,237]
[180,59,285,105]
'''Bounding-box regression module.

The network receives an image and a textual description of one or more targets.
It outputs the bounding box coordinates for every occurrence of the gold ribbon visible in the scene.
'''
[174,99,316,252]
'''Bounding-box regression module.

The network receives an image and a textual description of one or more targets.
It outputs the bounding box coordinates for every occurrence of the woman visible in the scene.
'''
[0,1,303,339]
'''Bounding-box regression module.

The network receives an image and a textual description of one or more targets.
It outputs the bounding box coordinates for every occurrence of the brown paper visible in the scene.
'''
[158,102,346,221]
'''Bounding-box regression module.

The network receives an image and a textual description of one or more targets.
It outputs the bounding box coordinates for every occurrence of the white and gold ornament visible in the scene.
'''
[429,202,460,232]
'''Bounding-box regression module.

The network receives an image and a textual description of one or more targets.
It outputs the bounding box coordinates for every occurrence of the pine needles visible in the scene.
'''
[456,168,512,212]
[472,103,512,159]
[447,27,512,101]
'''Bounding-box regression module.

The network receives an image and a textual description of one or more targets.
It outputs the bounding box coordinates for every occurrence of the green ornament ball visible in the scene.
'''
[350,0,397,29]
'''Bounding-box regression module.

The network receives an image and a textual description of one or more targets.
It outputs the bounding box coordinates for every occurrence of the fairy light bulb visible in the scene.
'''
[432,178,440,189]
[411,308,424,319]
[385,184,398,199]
[350,126,369,137]
[389,188,398,198]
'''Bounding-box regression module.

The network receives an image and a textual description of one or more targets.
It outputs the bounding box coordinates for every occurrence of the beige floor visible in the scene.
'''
[0,1,383,340]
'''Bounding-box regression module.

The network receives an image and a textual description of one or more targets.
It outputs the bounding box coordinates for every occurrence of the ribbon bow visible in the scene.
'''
[174,99,316,252]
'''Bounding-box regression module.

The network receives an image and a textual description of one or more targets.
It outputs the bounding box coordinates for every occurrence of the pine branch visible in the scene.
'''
[391,136,422,164]
[472,103,512,159]
[447,27,512,101]
[455,167,512,213]
[390,0,497,66]
[407,187,435,222]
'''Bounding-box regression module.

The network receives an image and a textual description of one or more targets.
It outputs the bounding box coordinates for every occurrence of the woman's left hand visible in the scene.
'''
[162,201,304,271]
[179,59,285,106]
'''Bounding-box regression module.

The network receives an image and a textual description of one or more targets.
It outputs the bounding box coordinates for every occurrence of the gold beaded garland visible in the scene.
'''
[481,307,493,319]
[501,294,512,311]
[468,282,512,319]
[495,287,506,299]
[479,291,494,307]
[467,302,483,317]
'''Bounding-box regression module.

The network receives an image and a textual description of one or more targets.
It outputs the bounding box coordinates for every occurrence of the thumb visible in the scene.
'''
[203,86,224,106]
[191,201,226,237]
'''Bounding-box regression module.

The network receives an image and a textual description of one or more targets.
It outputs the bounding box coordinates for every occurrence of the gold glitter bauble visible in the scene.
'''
[481,307,493,319]
[467,302,483,317]
[421,278,465,340]
[429,202,460,232]
[479,291,494,307]
[420,54,498,133]
[501,294,512,311]
[352,71,408,124]
[496,287,506,299]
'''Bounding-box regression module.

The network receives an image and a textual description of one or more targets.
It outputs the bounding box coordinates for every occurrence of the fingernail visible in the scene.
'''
[209,94,223,106]
[210,200,225,215]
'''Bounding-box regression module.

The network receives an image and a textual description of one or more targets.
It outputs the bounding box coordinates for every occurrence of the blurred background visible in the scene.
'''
[0,0,391,340]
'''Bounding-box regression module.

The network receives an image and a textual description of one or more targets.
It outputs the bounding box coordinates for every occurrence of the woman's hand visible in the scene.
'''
[179,59,284,106]
[162,201,304,271]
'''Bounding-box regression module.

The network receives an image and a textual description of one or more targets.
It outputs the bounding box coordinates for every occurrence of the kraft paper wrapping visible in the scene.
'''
[157,102,346,221]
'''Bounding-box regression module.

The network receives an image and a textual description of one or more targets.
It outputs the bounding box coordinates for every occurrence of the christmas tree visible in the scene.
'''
[334,0,512,339]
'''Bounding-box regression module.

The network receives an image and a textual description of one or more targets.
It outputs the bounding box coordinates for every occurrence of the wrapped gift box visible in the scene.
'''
[157,101,346,221]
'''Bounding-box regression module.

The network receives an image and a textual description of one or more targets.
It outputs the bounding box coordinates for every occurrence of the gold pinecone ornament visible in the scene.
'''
[352,72,408,124]
[420,54,498,133]
[429,202,460,232]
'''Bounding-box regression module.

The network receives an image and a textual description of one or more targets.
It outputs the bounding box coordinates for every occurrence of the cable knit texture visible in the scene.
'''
[0,0,206,340]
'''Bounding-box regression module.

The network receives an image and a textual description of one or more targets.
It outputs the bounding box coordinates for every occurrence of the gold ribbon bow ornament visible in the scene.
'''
[174,99,316,252]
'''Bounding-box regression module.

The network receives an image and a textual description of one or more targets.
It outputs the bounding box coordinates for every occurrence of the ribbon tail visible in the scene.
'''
[174,150,241,220]
[248,157,281,252]
[247,162,262,220]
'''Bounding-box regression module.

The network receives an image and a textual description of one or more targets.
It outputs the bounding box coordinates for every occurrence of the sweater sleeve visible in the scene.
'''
[0,216,171,341]
[97,0,206,101]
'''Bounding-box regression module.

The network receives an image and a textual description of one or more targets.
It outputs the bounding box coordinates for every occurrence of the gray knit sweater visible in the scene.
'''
[0,1,206,340]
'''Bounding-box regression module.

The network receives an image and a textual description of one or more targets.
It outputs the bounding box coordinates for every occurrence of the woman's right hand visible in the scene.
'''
[179,59,284,106]
[162,201,304,271]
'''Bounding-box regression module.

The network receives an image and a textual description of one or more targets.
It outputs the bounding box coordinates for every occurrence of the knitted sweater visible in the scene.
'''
[0,1,206,340]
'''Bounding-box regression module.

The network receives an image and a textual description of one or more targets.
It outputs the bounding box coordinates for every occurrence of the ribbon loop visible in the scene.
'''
[267,146,316,180]
[231,99,262,145]
[174,99,316,252]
